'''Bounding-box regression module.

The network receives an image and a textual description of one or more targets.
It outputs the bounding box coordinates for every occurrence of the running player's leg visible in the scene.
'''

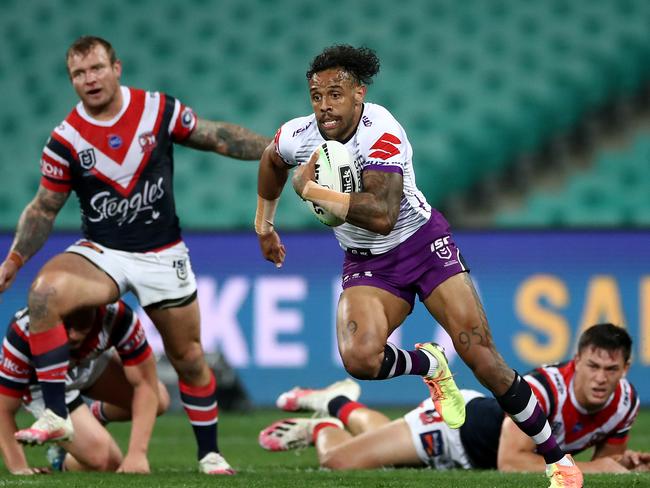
[23,253,118,431]
[146,298,233,474]
[59,403,122,471]
[84,352,170,422]
[424,272,573,468]
[337,286,436,379]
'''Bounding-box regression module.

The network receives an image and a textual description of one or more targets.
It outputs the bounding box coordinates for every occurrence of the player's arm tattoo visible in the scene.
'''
[347,321,358,335]
[11,187,69,261]
[456,273,493,352]
[182,118,272,160]
[346,170,402,235]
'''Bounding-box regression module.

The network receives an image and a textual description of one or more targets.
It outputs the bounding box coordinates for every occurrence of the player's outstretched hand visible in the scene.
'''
[117,454,150,474]
[258,231,286,268]
[292,149,318,198]
[618,450,650,471]
[0,258,20,293]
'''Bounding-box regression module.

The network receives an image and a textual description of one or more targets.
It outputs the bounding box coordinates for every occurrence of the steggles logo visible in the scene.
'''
[87,177,165,226]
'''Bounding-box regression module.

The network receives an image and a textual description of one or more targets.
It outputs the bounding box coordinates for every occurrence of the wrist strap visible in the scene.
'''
[302,181,350,221]
[255,195,280,235]
[7,250,25,269]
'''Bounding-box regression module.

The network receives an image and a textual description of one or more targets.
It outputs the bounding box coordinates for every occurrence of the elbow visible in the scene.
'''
[372,214,397,236]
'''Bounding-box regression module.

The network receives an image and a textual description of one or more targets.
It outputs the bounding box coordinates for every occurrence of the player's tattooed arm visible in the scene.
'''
[182,118,272,160]
[346,170,402,235]
[11,186,69,261]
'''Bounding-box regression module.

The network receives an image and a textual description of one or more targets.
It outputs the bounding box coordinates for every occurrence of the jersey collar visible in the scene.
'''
[76,86,131,127]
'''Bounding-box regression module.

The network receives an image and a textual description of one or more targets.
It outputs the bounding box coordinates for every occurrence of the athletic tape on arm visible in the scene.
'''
[301,181,350,221]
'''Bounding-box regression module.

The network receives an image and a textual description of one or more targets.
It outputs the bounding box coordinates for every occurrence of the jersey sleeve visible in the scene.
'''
[109,303,153,366]
[358,113,408,175]
[167,95,198,142]
[0,313,33,398]
[274,125,299,167]
[40,128,75,193]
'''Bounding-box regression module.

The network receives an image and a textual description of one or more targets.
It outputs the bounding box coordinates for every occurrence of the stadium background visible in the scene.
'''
[1,0,649,409]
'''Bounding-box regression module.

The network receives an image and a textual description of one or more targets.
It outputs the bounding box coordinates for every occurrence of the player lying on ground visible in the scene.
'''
[260,323,648,474]
[0,301,169,474]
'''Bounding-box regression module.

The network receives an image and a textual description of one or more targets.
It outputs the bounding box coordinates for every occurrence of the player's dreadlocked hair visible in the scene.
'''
[306,45,380,86]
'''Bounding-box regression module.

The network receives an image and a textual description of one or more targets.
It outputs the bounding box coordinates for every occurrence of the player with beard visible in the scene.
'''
[254,44,582,487]
[0,35,271,475]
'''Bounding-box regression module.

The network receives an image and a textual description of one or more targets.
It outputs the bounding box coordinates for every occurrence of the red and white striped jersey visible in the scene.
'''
[525,360,639,453]
[39,86,197,252]
[0,301,151,398]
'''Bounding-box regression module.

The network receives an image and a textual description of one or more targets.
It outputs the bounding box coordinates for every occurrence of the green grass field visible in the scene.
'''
[3,408,650,487]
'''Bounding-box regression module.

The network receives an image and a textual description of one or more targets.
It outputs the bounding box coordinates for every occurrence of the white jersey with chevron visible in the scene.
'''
[275,102,431,255]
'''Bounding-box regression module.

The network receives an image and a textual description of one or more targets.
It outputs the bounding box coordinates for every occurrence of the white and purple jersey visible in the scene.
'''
[275,102,431,255]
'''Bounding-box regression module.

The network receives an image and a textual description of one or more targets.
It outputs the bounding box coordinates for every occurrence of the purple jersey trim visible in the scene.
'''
[364,163,403,175]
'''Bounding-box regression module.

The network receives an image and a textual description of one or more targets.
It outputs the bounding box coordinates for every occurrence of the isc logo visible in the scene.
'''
[431,236,452,260]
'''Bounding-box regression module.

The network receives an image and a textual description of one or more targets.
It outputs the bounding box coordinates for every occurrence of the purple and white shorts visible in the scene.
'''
[341,216,469,310]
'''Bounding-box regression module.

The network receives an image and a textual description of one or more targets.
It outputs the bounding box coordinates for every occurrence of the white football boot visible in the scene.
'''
[198,452,235,475]
[258,417,343,451]
[276,378,360,416]
[15,408,73,445]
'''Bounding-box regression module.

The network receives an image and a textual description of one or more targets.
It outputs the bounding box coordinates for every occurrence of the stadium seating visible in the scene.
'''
[0,0,649,229]
[496,132,650,227]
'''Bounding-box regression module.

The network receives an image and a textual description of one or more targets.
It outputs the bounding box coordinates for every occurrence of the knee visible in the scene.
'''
[27,273,66,316]
[167,342,206,381]
[341,348,383,380]
[77,438,121,471]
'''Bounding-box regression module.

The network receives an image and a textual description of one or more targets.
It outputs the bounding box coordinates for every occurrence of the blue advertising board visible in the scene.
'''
[1,231,649,406]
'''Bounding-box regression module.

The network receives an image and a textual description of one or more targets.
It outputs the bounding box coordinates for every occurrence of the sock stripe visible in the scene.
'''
[179,372,217,397]
[403,351,413,375]
[179,371,219,459]
[180,392,216,407]
[496,371,565,465]
[182,401,217,412]
[386,343,398,378]
[312,422,340,444]
[338,401,365,424]
[532,422,552,444]
[184,407,219,424]
[512,392,538,423]
[29,325,68,355]
[35,363,68,382]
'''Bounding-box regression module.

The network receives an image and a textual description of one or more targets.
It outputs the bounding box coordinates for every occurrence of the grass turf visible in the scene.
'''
[2,408,650,487]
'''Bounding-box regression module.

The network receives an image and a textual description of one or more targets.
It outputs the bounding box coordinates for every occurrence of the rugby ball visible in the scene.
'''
[306,140,360,227]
